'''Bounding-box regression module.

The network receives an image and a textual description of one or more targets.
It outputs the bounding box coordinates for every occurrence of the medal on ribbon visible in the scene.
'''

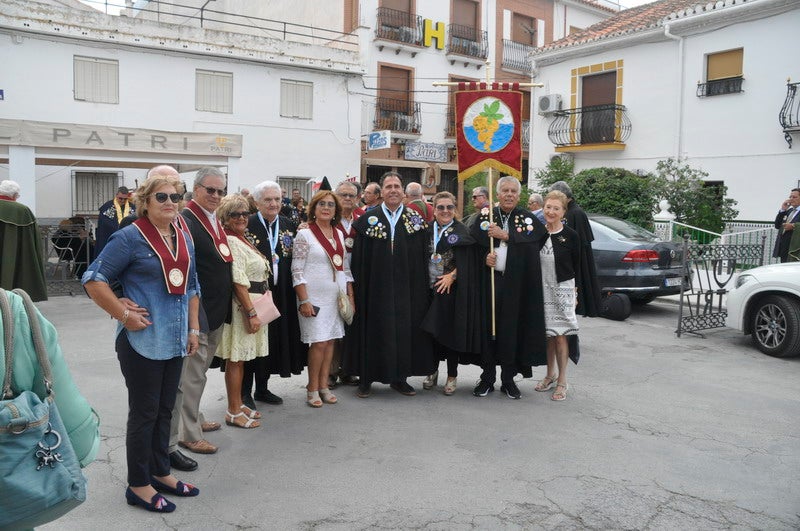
[133,217,191,295]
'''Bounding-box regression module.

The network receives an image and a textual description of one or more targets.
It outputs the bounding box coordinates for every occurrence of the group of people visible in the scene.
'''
[80,165,600,514]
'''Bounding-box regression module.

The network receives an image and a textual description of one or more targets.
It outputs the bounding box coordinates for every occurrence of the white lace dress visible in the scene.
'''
[291,228,354,344]
[540,230,579,337]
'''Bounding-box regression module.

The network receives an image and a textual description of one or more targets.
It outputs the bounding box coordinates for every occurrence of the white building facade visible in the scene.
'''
[529,0,800,221]
[0,0,364,217]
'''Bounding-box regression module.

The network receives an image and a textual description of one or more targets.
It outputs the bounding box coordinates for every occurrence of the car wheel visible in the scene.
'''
[631,294,656,305]
[600,293,631,321]
[750,295,800,358]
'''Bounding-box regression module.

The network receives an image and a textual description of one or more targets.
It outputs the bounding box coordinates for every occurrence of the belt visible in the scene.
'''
[248,281,267,294]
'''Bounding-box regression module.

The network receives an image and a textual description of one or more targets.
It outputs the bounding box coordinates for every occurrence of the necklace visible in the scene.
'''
[498,209,512,231]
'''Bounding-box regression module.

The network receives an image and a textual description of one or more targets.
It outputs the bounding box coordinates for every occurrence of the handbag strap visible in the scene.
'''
[1,289,14,399]
[11,289,55,397]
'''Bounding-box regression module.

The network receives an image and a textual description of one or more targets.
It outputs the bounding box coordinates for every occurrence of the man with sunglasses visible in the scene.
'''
[464,186,490,230]
[168,167,233,467]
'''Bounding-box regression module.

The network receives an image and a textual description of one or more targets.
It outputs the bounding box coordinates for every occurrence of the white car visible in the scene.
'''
[726,262,800,358]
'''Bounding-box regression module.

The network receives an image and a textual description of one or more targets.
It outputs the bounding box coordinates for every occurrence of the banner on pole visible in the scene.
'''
[455,83,523,181]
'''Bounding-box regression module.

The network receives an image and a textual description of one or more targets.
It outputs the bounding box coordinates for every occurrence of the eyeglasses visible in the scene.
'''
[317,201,337,208]
[199,184,226,197]
[435,204,455,211]
[472,195,485,199]
[337,193,356,199]
[229,211,250,219]
[154,192,182,204]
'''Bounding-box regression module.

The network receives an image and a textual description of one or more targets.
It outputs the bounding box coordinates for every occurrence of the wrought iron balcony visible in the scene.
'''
[375,7,422,46]
[779,81,799,148]
[547,104,631,147]
[696,77,744,97]
[446,24,488,60]
[374,97,421,134]
[501,39,534,73]
[522,120,530,151]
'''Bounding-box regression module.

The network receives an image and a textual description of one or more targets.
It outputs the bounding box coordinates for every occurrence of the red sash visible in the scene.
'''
[133,217,191,295]
[173,214,193,244]
[184,200,233,263]
[337,212,360,254]
[0,195,14,201]
[309,222,344,271]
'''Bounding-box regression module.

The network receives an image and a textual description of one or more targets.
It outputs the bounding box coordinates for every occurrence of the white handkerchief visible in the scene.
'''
[494,243,508,272]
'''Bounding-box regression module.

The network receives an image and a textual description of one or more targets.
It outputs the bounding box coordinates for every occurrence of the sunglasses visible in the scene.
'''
[337,193,356,199]
[472,195,485,199]
[435,204,455,211]
[199,184,226,197]
[154,192,182,204]
[229,211,250,219]
[317,201,337,208]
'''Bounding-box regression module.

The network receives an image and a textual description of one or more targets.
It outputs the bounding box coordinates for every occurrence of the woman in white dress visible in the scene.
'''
[292,191,355,407]
[535,190,581,401]
[217,194,270,427]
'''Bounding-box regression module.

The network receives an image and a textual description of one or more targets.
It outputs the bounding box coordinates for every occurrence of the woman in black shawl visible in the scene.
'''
[421,192,483,395]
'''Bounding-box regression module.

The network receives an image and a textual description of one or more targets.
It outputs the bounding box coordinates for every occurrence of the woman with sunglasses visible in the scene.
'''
[291,191,354,407]
[215,194,270,427]
[83,170,201,513]
[421,192,483,395]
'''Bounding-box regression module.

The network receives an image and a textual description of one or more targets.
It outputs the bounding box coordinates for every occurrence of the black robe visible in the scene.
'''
[347,206,436,383]
[471,206,548,368]
[565,201,601,317]
[247,213,307,376]
[421,220,484,363]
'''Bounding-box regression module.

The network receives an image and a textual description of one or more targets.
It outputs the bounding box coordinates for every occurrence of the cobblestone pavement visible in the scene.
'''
[36,295,800,530]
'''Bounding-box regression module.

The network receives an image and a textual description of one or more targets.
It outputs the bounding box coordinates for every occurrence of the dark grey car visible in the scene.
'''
[589,214,689,304]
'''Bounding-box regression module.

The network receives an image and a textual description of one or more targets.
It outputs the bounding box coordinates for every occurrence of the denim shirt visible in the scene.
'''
[81,224,200,360]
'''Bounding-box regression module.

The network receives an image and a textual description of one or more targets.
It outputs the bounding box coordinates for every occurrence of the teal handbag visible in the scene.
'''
[0,289,87,531]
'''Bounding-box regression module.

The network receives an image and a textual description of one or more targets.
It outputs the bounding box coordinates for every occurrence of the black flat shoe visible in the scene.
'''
[356,383,372,398]
[169,450,198,472]
[125,487,176,513]
[390,381,416,396]
[151,477,199,497]
[253,389,284,405]
[500,381,522,400]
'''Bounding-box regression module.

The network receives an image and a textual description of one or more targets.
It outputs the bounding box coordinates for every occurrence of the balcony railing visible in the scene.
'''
[375,7,422,46]
[446,24,488,59]
[547,104,631,147]
[374,97,421,134]
[696,77,744,97]
[501,39,535,72]
[779,81,799,148]
[522,120,530,151]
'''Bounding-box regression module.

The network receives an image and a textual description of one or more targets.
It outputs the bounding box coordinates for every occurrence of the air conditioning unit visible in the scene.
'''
[538,94,563,115]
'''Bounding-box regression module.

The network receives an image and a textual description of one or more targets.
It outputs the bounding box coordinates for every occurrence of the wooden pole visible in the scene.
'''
[488,167,496,339]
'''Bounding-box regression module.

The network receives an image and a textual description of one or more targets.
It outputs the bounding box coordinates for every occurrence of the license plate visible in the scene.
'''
[664,277,683,287]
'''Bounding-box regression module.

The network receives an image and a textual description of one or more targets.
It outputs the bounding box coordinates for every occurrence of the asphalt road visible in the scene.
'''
[35,295,799,530]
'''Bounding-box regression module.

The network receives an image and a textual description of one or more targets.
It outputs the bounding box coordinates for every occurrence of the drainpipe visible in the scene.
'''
[663,24,684,161]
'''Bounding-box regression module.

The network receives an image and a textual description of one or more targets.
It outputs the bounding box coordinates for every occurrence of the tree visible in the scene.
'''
[652,158,738,235]
[532,156,575,192]
[569,168,658,229]
[461,171,530,217]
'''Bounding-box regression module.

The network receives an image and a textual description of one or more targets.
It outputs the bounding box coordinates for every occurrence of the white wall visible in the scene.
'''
[531,8,800,221]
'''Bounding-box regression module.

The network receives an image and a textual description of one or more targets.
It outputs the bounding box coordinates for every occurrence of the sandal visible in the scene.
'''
[551,383,568,401]
[307,391,323,408]
[319,388,338,404]
[240,404,262,419]
[443,377,457,396]
[535,375,558,392]
[226,410,260,428]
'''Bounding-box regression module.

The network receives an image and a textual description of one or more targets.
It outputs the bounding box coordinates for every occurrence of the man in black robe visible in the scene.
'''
[348,172,435,397]
[472,176,548,399]
[243,180,307,407]
[549,181,601,317]
[95,186,135,258]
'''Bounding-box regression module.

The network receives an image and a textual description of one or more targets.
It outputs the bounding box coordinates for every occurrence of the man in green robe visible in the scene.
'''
[0,180,47,301]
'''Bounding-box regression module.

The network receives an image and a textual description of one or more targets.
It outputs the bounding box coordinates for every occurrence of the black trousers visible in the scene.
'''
[242,357,270,398]
[480,363,516,385]
[116,332,183,487]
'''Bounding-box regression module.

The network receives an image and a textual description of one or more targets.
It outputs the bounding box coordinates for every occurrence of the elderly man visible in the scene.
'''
[241,181,306,408]
[773,188,800,263]
[549,181,601,316]
[167,167,232,470]
[348,171,435,397]
[0,180,47,300]
[464,186,490,228]
[528,193,545,223]
[96,185,136,258]
[471,176,547,399]
[362,182,382,211]
[405,182,433,222]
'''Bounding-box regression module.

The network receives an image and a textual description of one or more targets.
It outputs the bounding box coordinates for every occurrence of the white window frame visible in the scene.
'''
[195,69,233,113]
[280,79,313,119]
[74,56,119,104]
